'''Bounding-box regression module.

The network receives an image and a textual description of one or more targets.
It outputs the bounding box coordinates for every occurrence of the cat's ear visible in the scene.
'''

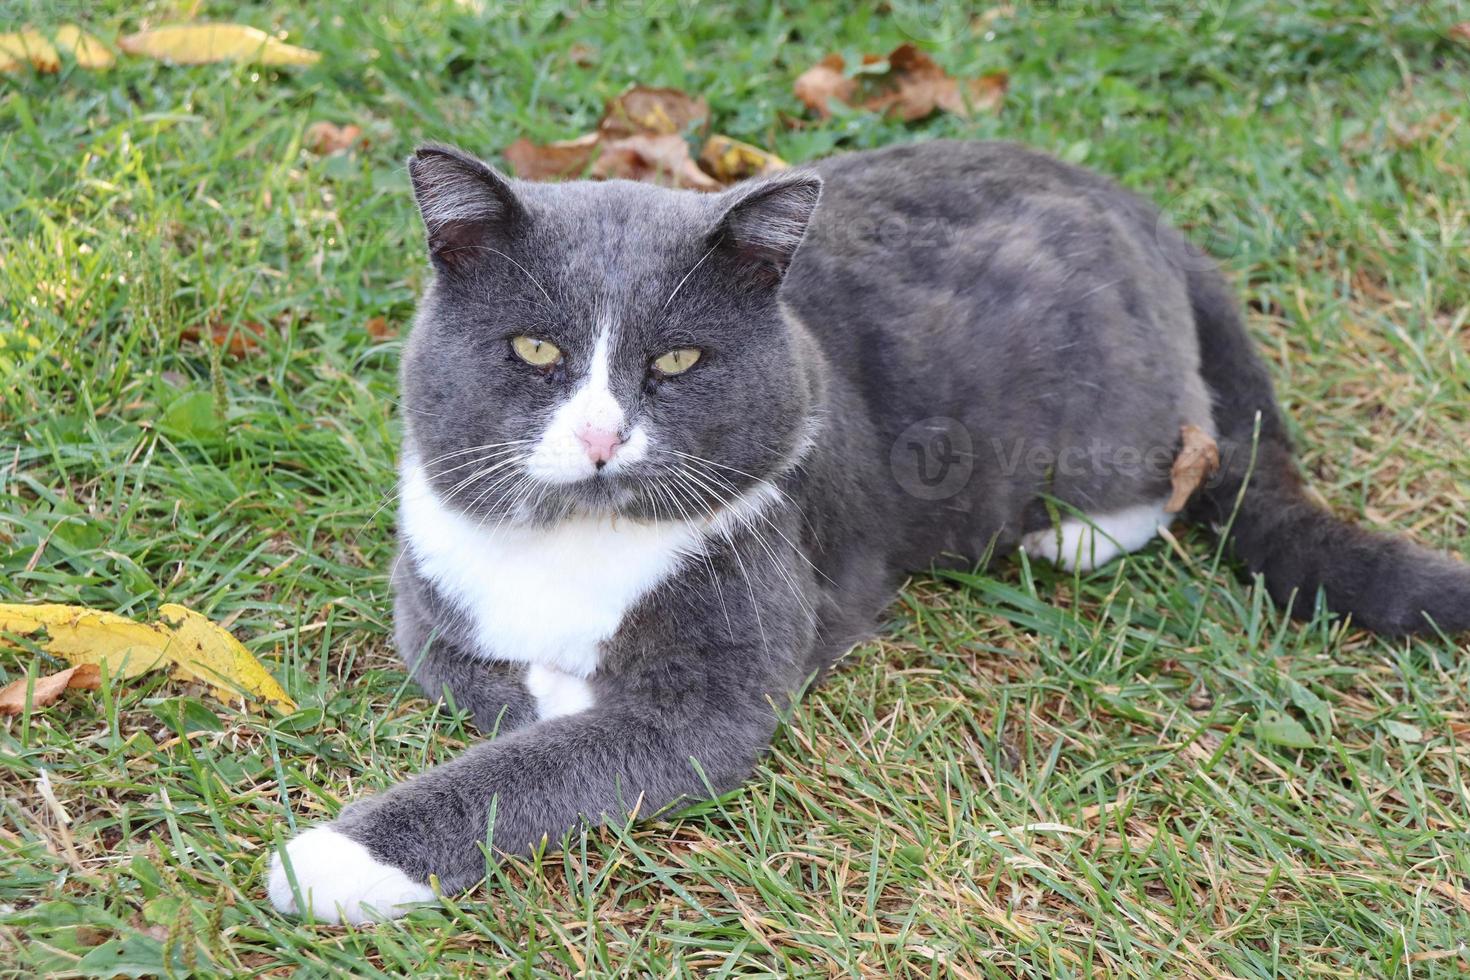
[709,171,823,282]
[408,144,525,272]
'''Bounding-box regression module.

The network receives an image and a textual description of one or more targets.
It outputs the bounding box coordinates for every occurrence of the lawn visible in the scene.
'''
[3,0,1470,975]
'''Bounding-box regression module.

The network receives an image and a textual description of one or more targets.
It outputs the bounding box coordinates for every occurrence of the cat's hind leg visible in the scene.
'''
[1020,499,1171,572]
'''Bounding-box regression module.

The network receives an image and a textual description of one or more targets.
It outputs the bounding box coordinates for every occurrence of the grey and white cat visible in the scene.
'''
[268,139,1470,922]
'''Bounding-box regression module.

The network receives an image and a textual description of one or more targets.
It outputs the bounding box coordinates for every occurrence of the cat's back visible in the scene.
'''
[789,139,1186,334]
[783,138,1201,420]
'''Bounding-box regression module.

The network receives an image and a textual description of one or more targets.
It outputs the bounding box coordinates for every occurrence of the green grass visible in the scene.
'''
[3,0,1470,975]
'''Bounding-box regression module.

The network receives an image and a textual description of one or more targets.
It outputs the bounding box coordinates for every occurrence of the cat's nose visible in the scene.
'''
[576,425,626,469]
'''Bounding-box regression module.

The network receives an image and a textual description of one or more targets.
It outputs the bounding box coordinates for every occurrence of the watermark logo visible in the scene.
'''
[888,0,973,45]
[1155,185,1253,273]
[890,416,974,501]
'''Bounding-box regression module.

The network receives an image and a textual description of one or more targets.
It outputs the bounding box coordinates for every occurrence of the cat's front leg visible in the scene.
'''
[267,685,781,923]
[394,559,540,736]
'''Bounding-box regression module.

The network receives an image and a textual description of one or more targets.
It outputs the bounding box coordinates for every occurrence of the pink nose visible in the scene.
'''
[576,425,625,468]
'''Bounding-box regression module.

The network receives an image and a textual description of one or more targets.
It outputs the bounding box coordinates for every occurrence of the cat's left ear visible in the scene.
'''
[709,171,823,281]
[408,144,525,273]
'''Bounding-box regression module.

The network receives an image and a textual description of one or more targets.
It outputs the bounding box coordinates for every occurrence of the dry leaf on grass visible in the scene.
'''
[1164,424,1220,513]
[505,84,779,191]
[567,42,598,67]
[591,134,722,191]
[119,24,319,67]
[1451,23,1470,43]
[303,121,362,156]
[793,54,856,120]
[699,135,788,182]
[795,44,1007,121]
[0,605,171,677]
[0,31,60,73]
[364,315,396,340]
[181,319,266,358]
[598,85,709,139]
[156,603,295,708]
[0,663,101,716]
[504,132,600,181]
[0,602,295,710]
[53,25,115,69]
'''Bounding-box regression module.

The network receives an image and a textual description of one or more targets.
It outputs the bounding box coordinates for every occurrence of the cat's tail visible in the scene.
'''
[1182,265,1470,636]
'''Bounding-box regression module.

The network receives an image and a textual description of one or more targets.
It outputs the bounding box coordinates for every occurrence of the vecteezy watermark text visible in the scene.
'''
[890,416,1232,503]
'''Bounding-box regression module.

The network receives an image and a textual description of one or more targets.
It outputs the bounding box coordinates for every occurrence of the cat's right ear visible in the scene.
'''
[408,144,525,273]
[708,171,823,285]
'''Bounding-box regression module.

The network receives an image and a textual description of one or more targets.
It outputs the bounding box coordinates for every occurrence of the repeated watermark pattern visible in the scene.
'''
[890,416,1234,502]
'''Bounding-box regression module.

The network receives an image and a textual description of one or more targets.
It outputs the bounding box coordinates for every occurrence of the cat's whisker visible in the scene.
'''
[661,241,719,312]
[441,454,527,502]
[664,465,794,625]
[359,450,523,532]
[442,244,554,309]
[654,475,736,637]
[656,447,809,517]
[465,465,534,530]
[416,440,534,471]
[356,442,534,531]
[664,454,836,588]
[671,465,817,619]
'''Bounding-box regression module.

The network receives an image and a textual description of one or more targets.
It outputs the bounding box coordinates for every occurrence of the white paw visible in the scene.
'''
[1020,500,1170,572]
[267,825,435,924]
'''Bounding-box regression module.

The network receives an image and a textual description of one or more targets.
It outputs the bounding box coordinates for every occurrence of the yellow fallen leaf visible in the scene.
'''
[699,135,787,183]
[157,603,295,710]
[53,25,115,70]
[118,24,320,67]
[0,604,171,677]
[0,31,61,73]
[0,663,101,716]
[0,602,295,711]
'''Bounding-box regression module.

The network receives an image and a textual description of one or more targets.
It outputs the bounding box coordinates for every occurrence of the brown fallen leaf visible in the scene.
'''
[567,42,598,67]
[795,44,1006,121]
[0,31,61,73]
[364,315,396,340]
[303,121,362,156]
[118,24,320,67]
[53,25,115,69]
[181,319,266,358]
[599,85,709,140]
[1451,23,1470,43]
[793,53,856,119]
[591,134,722,191]
[503,84,741,191]
[699,135,788,183]
[964,71,1010,115]
[0,663,101,716]
[504,132,600,181]
[1165,424,1220,513]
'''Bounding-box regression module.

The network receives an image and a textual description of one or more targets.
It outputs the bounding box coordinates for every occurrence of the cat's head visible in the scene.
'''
[400,144,824,526]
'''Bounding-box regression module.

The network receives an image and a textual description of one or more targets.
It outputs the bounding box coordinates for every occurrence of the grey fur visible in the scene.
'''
[302,139,1469,901]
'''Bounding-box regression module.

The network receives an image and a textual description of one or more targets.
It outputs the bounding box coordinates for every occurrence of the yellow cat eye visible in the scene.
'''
[653,347,702,376]
[511,335,562,367]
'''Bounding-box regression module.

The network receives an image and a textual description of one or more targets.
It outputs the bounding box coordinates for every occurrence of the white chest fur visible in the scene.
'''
[399,462,715,681]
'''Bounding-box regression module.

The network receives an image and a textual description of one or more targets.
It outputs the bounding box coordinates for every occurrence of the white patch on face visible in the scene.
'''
[399,462,780,679]
[526,322,650,484]
[1019,498,1172,572]
[268,825,434,924]
[525,664,594,719]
